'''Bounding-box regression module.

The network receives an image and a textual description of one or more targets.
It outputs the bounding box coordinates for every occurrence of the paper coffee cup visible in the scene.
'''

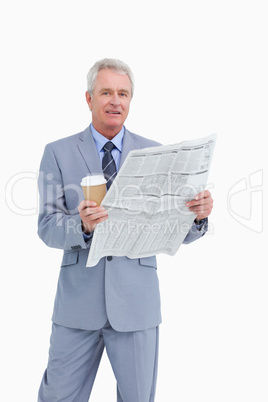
[81,175,107,205]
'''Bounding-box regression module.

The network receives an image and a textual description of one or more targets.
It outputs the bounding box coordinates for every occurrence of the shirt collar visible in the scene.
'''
[90,123,125,153]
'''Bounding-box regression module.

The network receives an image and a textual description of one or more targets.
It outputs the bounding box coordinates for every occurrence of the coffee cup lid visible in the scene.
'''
[81,175,106,186]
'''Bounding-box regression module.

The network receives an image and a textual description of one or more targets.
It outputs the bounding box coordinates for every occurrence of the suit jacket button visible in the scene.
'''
[71,245,82,250]
[107,256,113,261]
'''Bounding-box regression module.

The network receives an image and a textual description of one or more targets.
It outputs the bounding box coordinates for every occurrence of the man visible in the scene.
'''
[38,58,213,401]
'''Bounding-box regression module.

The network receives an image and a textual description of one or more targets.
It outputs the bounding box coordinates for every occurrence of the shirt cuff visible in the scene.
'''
[194,217,208,232]
[83,231,93,242]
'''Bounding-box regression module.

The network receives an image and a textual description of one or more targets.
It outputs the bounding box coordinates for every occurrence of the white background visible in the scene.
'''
[1,1,267,401]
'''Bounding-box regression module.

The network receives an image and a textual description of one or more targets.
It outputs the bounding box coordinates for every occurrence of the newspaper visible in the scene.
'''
[86,134,217,267]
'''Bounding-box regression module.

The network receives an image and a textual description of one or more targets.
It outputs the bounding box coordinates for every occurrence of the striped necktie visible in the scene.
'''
[102,141,117,190]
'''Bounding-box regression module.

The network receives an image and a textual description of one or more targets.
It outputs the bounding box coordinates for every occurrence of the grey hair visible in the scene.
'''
[86,58,134,98]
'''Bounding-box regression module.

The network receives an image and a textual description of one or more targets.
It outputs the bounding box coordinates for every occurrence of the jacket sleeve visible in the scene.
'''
[37,144,90,250]
[182,218,208,244]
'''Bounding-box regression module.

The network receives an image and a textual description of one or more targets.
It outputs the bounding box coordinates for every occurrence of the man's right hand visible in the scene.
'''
[78,200,108,235]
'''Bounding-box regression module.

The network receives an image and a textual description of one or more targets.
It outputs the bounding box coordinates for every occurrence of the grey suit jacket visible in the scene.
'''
[38,126,206,331]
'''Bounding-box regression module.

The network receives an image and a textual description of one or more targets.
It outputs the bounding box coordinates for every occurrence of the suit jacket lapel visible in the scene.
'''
[77,126,139,173]
[77,126,103,175]
[119,129,140,169]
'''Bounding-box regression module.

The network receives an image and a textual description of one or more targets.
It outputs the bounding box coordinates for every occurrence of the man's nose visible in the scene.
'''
[110,93,120,106]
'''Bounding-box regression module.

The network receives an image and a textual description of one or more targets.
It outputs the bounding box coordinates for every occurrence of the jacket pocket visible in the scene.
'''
[61,251,79,267]
[139,256,157,269]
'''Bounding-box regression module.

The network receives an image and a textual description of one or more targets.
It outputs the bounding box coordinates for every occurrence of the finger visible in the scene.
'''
[186,192,212,208]
[92,210,109,220]
[189,205,212,215]
[82,206,107,218]
[189,198,213,210]
[82,214,109,234]
[78,200,97,212]
[84,200,98,207]
[186,198,207,208]
[83,212,109,224]
[189,202,213,218]
[93,215,109,225]
[190,198,213,209]
[194,190,211,201]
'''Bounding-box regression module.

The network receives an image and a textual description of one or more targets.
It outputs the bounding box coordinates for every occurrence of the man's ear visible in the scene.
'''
[85,91,92,110]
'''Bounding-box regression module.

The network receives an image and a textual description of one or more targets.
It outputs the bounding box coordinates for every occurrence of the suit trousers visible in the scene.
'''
[38,321,159,402]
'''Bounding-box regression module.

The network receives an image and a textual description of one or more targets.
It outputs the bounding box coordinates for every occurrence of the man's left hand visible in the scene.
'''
[185,190,213,221]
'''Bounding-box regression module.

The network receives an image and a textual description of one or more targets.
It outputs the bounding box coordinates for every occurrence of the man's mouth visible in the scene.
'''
[106,111,121,114]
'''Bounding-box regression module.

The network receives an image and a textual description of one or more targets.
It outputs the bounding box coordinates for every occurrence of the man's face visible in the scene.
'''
[86,68,132,139]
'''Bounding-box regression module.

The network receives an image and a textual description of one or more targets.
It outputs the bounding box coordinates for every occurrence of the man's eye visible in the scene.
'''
[119,93,127,97]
